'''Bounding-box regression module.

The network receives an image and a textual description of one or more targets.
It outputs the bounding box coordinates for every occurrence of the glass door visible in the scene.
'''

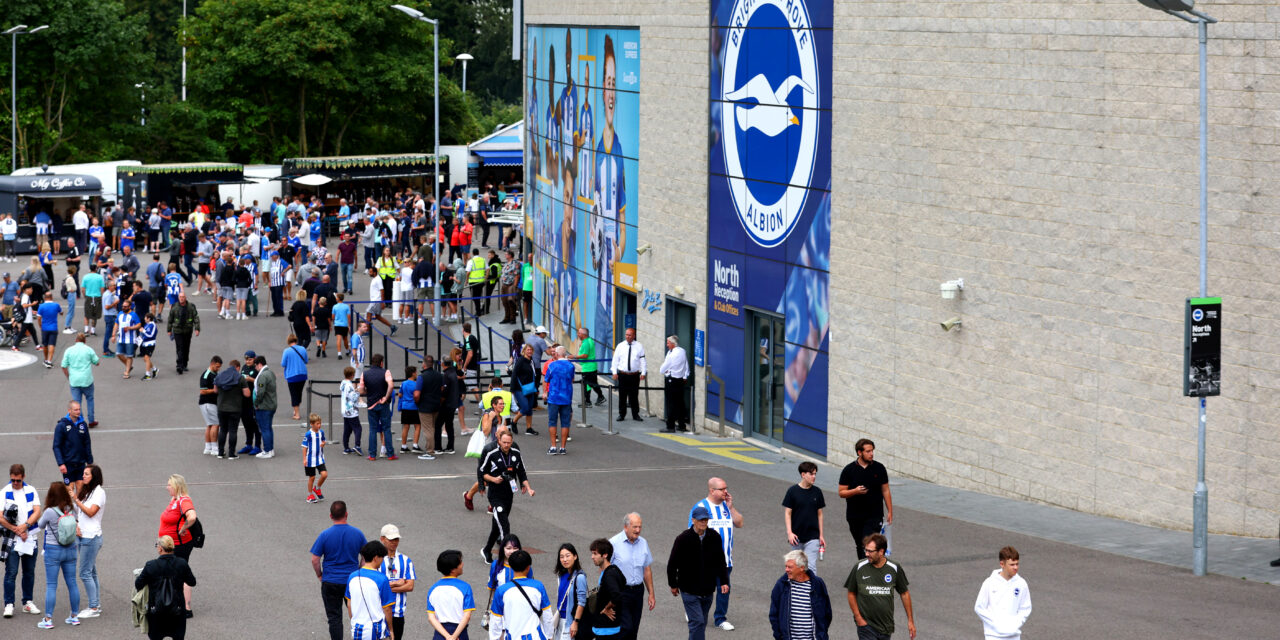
[749,311,786,442]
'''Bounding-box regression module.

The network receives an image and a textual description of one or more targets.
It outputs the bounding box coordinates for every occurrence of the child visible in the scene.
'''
[139,312,159,380]
[398,366,421,454]
[340,366,364,456]
[303,413,328,503]
[426,550,475,640]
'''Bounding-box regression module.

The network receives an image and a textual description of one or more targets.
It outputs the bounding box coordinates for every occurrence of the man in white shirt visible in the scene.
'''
[72,205,90,250]
[611,328,646,422]
[974,546,1032,640]
[2,464,42,617]
[659,335,690,433]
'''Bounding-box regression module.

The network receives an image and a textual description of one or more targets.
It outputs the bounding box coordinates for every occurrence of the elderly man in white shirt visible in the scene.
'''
[660,335,690,432]
[611,327,646,422]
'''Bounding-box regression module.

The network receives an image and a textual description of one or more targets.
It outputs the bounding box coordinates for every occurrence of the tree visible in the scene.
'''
[0,0,153,168]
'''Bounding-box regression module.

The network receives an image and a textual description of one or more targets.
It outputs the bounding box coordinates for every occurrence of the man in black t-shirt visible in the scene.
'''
[837,439,893,560]
[198,356,223,456]
[783,461,826,574]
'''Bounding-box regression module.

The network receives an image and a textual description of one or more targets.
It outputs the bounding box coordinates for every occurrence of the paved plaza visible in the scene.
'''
[1,267,1278,639]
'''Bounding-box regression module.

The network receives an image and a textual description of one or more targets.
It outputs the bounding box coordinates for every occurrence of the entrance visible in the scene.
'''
[614,289,637,346]
[748,310,786,443]
[665,299,697,422]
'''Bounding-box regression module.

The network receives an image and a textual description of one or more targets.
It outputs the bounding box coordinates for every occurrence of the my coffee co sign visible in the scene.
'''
[28,177,87,191]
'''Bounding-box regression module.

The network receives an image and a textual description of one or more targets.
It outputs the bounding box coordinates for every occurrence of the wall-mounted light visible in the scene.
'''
[940,317,962,332]
[940,278,964,300]
[636,244,652,256]
[674,286,685,296]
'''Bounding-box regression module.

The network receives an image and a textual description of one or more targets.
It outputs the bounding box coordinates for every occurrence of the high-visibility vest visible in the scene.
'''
[521,262,533,291]
[376,257,398,279]
[468,255,487,284]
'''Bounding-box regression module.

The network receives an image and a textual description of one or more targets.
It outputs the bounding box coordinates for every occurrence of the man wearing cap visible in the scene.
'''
[668,505,730,640]
[377,524,416,640]
[166,291,201,375]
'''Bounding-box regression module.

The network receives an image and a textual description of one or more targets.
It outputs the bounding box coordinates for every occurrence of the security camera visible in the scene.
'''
[940,278,964,300]
[636,244,652,256]
[940,317,962,332]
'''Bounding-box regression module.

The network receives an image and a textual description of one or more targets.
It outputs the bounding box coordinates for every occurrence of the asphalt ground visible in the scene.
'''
[1,262,1277,639]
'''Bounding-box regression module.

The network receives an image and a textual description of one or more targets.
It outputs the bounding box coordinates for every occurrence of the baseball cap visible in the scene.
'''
[243,350,256,359]
[380,524,401,540]
[691,506,712,521]
[2,272,8,278]
[535,325,548,334]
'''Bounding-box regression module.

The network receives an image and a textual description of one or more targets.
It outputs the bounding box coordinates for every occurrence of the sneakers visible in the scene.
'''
[367,456,377,461]
[247,447,263,456]
[3,603,12,618]
[417,452,436,460]
[342,448,355,455]
[76,608,101,618]
[387,455,399,461]
[353,447,365,457]
[558,448,567,455]
[314,489,325,500]
[227,454,239,460]
[463,491,474,511]
[410,443,424,452]
[548,446,557,455]
[525,429,540,436]
[64,616,81,626]
[481,548,493,565]
[237,445,253,455]
[62,328,75,334]
[255,450,274,458]
[400,445,409,452]
[717,621,736,631]
[37,618,54,629]
[306,492,318,504]
[595,397,607,406]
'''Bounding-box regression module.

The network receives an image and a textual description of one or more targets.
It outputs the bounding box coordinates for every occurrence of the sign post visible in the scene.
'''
[1184,296,1220,577]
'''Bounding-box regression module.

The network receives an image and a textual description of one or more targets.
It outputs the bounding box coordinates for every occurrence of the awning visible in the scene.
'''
[0,173,103,198]
[171,179,260,187]
[475,150,523,166]
[22,190,101,199]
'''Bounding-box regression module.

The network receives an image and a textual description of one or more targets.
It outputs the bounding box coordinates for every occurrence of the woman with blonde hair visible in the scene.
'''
[34,482,79,629]
[38,242,56,286]
[157,474,199,617]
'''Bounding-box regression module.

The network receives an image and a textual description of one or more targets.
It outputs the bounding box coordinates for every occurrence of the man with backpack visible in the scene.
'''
[134,535,197,640]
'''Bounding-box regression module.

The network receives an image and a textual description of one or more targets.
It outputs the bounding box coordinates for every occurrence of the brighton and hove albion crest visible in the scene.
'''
[720,0,820,247]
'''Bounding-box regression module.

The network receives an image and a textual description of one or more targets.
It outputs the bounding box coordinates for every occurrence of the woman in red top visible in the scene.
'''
[449,221,466,264]
[158,474,198,617]
[460,214,475,249]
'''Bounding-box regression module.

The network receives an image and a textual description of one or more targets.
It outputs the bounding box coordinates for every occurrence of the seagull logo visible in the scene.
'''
[725,74,813,137]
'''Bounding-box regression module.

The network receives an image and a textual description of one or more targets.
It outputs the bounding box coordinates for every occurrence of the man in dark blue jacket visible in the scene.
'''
[769,549,832,640]
[52,401,92,492]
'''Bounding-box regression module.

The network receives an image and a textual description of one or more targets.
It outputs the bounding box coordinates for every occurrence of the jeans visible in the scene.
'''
[256,409,276,452]
[791,539,821,574]
[3,549,36,604]
[367,404,392,455]
[713,566,732,625]
[43,543,79,618]
[321,581,346,640]
[77,535,103,609]
[363,246,376,271]
[70,383,95,424]
[183,253,196,285]
[64,292,77,328]
[102,315,117,353]
[857,625,892,640]
[340,263,354,293]
[680,591,713,640]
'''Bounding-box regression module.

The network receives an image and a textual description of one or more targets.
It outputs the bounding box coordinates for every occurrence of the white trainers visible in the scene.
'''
[37,617,53,629]
[23,601,41,615]
[76,608,100,618]
[717,621,735,631]
[3,603,13,617]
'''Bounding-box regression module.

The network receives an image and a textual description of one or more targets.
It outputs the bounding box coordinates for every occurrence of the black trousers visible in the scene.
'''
[617,372,641,418]
[320,581,346,640]
[392,616,405,640]
[434,409,455,452]
[484,491,514,555]
[217,411,240,456]
[146,613,187,640]
[241,407,261,448]
[581,371,602,403]
[848,518,883,559]
[471,282,485,317]
[483,280,497,314]
[664,377,688,430]
[173,332,192,370]
[617,584,646,640]
[270,285,284,315]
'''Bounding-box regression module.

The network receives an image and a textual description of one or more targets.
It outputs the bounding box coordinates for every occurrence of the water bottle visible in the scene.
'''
[818,543,825,562]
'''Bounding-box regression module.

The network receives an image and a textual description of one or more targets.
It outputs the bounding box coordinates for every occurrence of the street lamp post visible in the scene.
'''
[390,4,442,322]
[1134,0,1217,577]
[6,24,49,172]
[182,0,188,101]
[135,82,149,126]
[456,53,474,94]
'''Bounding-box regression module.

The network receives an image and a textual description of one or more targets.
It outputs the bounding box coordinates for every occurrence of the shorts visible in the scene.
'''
[139,344,155,357]
[197,263,210,276]
[62,463,85,486]
[414,287,431,300]
[334,326,349,338]
[119,343,136,357]
[167,294,179,306]
[400,410,419,425]
[315,329,330,343]
[200,403,219,426]
[464,368,479,391]
[41,329,57,347]
[150,285,164,300]
[548,403,573,428]
[304,464,327,477]
[522,290,532,304]
[84,297,102,320]
[234,287,249,301]
[365,302,383,316]
[219,286,234,300]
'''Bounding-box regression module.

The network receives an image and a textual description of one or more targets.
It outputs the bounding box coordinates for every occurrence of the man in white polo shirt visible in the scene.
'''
[2,464,43,618]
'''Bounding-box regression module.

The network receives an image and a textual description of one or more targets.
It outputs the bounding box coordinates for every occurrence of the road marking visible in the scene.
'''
[648,432,772,465]
[0,426,205,437]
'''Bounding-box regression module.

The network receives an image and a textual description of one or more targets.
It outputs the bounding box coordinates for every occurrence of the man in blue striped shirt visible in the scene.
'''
[689,477,744,631]
[377,524,415,640]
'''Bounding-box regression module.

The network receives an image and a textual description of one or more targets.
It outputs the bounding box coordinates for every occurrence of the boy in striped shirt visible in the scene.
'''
[303,413,328,503]
[115,300,141,378]
[139,312,159,380]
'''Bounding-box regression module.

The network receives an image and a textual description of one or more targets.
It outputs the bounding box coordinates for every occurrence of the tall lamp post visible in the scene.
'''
[135,83,149,126]
[390,4,442,322]
[456,53,473,94]
[6,24,48,172]
[1134,0,1217,577]
[182,0,188,101]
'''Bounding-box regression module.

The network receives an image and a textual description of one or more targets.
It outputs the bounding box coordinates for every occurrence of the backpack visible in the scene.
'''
[55,508,77,546]
[149,567,185,617]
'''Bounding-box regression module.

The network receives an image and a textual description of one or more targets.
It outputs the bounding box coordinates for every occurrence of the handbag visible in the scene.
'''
[182,510,205,549]
[465,427,487,458]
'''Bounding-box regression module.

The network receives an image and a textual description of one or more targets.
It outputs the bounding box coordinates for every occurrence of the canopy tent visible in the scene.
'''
[117,163,247,215]
[467,121,524,190]
[279,153,449,182]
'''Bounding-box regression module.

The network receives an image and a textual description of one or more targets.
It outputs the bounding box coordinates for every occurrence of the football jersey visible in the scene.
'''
[426,576,475,625]
[345,567,394,640]
[165,272,183,298]
[302,429,326,467]
[116,311,140,345]
[490,577,552,640]
[379,553,416,618]
[141,322,158,347]
[594,132,626,304]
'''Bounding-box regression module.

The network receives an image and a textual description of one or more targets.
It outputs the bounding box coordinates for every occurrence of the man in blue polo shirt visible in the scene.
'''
[310,500,366,640]
[35,291,62,368]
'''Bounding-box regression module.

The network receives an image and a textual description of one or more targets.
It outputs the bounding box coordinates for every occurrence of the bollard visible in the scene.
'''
[305,380,313,426]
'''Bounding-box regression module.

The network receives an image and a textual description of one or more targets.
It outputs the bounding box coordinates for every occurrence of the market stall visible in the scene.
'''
[0,172,103,254]
[117,163,252,221]
[278,153,451,232]
[467,121,524,195]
